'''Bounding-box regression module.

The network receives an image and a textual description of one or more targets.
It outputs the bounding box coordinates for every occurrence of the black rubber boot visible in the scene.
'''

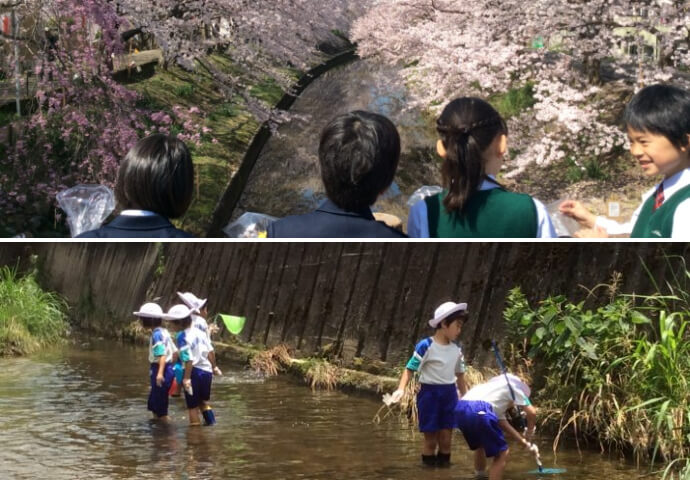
[436,452,451,467]
[422,454,437,467]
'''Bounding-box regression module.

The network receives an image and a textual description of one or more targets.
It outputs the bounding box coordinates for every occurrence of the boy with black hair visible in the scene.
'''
[385,301,469,467]
[267,110,407,238]
[560,84,690,238]
[79,134,194,237]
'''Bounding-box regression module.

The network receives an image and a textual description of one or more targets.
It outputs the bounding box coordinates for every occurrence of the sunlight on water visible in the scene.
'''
[0,341,650,480]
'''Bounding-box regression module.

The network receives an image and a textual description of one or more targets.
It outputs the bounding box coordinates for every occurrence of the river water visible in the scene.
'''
[0,341,646,479]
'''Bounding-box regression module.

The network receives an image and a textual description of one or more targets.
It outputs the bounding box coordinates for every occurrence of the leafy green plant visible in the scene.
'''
[503,257,690,468]
[0,266,69,355]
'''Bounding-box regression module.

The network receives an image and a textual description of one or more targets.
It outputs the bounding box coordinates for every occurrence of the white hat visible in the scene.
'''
[163,304,193,321]
[177,291,207,312]
[428,301,468,328]
[133,302,163,318]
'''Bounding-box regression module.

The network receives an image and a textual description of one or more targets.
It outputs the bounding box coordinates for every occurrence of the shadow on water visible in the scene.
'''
[0,340,650,479]
[235,58,441,226]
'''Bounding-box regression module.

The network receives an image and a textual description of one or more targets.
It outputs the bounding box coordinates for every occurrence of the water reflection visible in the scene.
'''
[0,341,650,479]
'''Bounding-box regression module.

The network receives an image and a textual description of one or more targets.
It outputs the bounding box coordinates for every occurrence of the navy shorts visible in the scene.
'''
[148,363,174,417]
[184,367,213,409]
[454,400,508,458]
[417,383,458,433]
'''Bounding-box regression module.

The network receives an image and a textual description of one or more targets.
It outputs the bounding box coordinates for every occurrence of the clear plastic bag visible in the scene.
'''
[545,199,581,238]
[406,185,442,207]
[223,212,277,238]
[56,184,115,237]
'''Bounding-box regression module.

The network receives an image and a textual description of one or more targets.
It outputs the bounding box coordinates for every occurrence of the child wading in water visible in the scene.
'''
[387,301,469,467]
[454,374,539,480]
[166,304,217,426]
[407,97,556,238]
[177,291,222,376]
[134,302,178,421]
[560,84,690,238]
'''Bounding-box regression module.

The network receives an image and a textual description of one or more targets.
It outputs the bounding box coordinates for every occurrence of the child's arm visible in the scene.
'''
[498,406,539,453]
[156,355,166,387]
[456,372,468,396]
[523,404,537,441]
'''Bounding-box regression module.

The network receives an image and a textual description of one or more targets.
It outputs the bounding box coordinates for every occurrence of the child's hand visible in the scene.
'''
[183,378,193,396]
[383,389,404,406]
[573,226,608,238]
[213,366,223,376]
[156,374,164,387]
[559,200,596,228]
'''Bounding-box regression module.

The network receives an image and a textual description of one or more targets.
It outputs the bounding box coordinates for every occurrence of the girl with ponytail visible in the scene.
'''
[408,97,556,238]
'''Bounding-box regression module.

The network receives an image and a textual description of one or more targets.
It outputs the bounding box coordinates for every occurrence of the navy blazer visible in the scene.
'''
[267,200,407,238]
[77,214,194,238]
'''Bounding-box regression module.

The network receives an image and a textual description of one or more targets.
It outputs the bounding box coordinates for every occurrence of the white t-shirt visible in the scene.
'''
[462,374,531,419]
[177,327,213,372]
[148,327,177,364]
[406,337,467,385]
[192,314,214,351]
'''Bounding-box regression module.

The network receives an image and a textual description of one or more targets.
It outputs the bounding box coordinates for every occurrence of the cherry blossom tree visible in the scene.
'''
[353,0,689,178]
[0,0,364,235]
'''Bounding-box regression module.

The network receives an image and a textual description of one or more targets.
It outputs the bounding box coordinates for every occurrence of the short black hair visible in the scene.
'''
[140,317,162,329]
[318,111,400,211]
[180,317,192,329]
[623,84,690,149]
[115,134,194,218]
[440,311,468,328]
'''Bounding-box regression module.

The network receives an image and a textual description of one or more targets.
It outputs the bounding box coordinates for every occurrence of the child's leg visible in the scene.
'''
[474,448,488,473]
[421,432,439,466]
[188,408,201,425]
[489,449,509,480]
[436,428,453,466]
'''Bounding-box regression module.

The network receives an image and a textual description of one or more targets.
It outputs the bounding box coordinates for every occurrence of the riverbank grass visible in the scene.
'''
[503,258,690,471]
[0,266,69,356]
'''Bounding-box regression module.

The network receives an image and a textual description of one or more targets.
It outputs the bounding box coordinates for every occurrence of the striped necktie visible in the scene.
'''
[653,183,665,211]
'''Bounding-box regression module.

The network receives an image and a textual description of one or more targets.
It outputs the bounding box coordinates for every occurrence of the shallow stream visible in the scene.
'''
[0,340,646,479]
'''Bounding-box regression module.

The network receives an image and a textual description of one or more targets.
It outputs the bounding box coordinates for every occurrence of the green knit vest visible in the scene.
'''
[424,189,538,238]
[630,184,690,238]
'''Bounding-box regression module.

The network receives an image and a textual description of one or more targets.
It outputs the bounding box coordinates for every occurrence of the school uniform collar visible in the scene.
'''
[661,168,690,199]
[642,169,690,202]
[120,209,159,217]
[479,175,503,191]
[315,199,376,220]
[107,213,175,231]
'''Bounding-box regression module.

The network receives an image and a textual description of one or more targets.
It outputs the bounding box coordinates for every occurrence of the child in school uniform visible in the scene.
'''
[78,134,195,238]
[560,84,690,238]
[165,304,217,426]
[455,374,539,480]
[407,97,557,238]
[134,302,178,421]
[177,291,222,376]
[386,301,469,467]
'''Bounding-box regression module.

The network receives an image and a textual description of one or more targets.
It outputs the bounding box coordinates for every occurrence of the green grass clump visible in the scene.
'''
[0,266,69,356]
[490,83,536,119]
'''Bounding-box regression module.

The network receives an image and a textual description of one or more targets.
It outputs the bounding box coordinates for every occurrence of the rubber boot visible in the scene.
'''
[201,405,216,425]
[436,452,451,467]
[421,454,437,467]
